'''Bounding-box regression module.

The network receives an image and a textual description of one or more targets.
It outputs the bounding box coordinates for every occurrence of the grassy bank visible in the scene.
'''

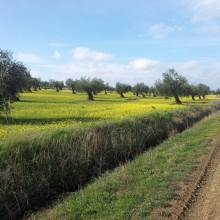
[0,106,214,219]
[31,111,220,220]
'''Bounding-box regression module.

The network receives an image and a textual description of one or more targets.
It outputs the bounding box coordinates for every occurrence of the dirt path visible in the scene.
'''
[181,136,220,220]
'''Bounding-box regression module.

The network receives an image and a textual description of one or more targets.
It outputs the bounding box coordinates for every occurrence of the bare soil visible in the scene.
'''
[150,132,220,220]
[181,134,220,220]
[175,133,220,220]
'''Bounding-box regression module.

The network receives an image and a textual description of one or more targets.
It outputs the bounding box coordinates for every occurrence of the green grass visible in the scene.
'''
[31,111,220,220]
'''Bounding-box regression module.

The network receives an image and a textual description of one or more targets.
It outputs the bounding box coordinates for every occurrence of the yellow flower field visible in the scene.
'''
[0,89,218,141]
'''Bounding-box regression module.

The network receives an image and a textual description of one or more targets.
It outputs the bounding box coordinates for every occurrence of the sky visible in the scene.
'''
[1,0,220,89]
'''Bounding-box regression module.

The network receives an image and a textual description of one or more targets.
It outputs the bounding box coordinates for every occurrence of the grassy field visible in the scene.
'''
[0,89,217,141]
[29,111,220,220]
[0,89,219,219]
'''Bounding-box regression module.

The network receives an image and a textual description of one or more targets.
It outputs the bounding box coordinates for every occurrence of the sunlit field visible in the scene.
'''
[0,89,218,141]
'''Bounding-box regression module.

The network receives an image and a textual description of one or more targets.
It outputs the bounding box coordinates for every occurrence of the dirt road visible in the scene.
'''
[182,137,220,220]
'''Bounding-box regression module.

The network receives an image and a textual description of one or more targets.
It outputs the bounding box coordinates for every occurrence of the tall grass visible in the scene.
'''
[0,106,213,219]
[33,111,220,220]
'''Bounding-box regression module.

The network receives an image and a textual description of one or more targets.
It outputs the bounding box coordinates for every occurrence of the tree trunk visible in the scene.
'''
[152,92,156,97]
[174,95,182,104]
[202,95,205,99]
[71,86,76,94]
[105,89,107,94]
[120,92,125,98]
[141,92,145,97]
[56,88,59,92]
[192,95,195,100]
[10,95,20,101]
[87,91,94,101]
[198,95,202,100]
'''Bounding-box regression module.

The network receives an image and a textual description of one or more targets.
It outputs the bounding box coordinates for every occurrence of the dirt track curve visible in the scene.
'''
[179,135,220,220]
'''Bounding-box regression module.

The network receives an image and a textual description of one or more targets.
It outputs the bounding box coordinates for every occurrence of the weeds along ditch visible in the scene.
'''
[0,106,215,219]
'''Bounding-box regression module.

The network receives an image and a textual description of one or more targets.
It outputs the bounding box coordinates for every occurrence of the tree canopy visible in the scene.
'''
[0,50,32,113]
[65,78,77,94]
[49,79,64,92]
[76,77,105,100]
[132,83,149,97]
[115,82,131,98]
[197,83,210,99]
[155,69,189,104]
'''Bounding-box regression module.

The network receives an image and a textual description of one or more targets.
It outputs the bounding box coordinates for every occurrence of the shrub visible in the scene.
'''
[212,100,220,110]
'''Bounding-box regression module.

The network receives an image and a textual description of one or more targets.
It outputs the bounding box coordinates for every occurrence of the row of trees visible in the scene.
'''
[39,72,212,104]
[0,49,218,113]
[59,70,211,104]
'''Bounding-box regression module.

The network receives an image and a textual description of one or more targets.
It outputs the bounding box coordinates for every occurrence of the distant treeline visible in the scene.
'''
[1,49,220,111]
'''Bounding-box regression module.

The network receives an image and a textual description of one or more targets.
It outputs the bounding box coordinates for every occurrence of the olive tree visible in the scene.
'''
[65,78,77,94]
[76,77,105,101]
[115,82,131,98]
[0,49,32,113]
[49,79,64,92]
[149,86,157,97]
[155,69,189,104]
[216,88,220,96]
[30,77,41,91]
[197,83,210,99]
[40,80,50,89]
[132,83,149,97]
[188,84,198,100]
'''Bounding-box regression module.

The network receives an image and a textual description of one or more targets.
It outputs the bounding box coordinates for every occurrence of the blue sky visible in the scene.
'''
[1,0,220,89]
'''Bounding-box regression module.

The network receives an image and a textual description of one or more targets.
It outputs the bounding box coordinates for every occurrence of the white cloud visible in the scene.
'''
[16,52,43,63]
[126,58,161,70]
[195,23,220,34]
[186,0,220,22]
[148,23,182,38]
[53,51,61,59]
[39,56,220,89]
[30,70,45,79]
[178,60,198,70]
[73,47,112,61]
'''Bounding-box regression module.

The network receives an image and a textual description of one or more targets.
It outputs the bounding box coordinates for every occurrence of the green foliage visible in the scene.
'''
[76,77,105,100]
[49,79,64,92]
[0,49,32,116]
[29,77,41,91]
[155,69,189,104]
[65,78,77,93]
[104,82,114,94]
[197,83,210,99]
[40,80,50,89]
[0,50,31,102]
[115,82,131,97]
[216,88,220,95]
[132,83,149,97]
